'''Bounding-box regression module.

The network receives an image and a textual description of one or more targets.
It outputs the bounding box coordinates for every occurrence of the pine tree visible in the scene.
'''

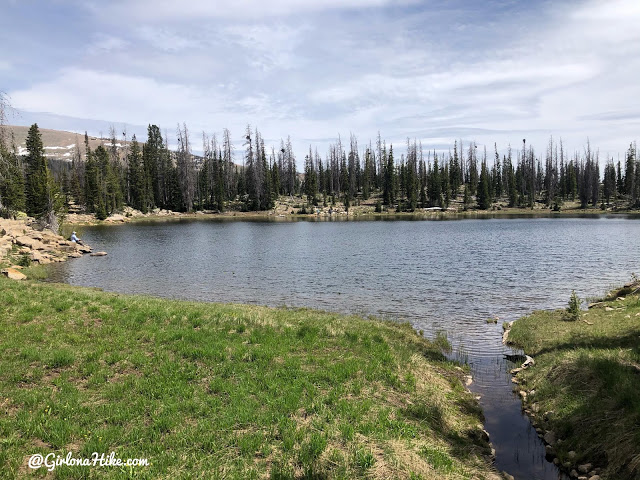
[477,159,491,210]
[383,145,395,206]
[304,146,317,206]
[128,135,145,211]
[0,138,25,214]
[428,155,442,207]
[624,143,635,203]
[24,124,49,218]
[462,185,472,211]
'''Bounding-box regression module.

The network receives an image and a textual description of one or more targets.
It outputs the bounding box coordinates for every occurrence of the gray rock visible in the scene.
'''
[570,470,578,478]
[578,463,592,474]
[543,430,556,446]
[568,451,577,460]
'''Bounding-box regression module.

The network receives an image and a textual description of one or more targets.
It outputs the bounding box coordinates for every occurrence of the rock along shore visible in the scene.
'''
[0,218,93,273]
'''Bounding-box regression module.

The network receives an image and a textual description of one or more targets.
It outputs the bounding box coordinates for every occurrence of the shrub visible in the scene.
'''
[565,290,581,321]
[18,253,32,267]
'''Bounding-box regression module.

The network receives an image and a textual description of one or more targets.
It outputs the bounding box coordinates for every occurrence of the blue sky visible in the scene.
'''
[2,0,639,163]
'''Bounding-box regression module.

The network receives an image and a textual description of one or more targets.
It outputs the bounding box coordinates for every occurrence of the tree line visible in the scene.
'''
[1,116,639,223]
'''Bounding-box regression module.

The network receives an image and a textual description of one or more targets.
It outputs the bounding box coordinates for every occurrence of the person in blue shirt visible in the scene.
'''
[70,231,80,243]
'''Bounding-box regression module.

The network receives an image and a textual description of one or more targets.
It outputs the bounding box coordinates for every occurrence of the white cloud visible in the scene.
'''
[9,69,225,129]
[85,0,419,21]
[88,34,128,53]
[6,0,640,161]
[136,26,203,52]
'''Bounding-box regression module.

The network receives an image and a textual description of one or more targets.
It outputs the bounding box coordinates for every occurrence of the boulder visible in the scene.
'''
[1,268,27,280]
[543,430,556,446]
[67,252,82,258]
[578,463,592,474]
[90,251,107,257]
[30,251,51,264]
[15,236,46,250]
[568,451,577,460]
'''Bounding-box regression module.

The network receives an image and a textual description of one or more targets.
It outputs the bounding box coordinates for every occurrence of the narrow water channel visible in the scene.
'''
[49,216,640,479]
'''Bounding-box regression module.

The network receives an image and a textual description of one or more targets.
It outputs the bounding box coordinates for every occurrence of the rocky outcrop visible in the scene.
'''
[0,218,93,269]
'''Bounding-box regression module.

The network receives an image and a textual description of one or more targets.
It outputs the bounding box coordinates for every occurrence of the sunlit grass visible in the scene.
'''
[509,287,640,480]
[0,278,497,479]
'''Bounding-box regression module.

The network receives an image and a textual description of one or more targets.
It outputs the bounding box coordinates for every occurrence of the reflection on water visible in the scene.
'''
[49,216,640,480]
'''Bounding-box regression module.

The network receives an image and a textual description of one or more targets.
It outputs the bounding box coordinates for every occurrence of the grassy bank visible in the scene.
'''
[0,278,500,479]
[507,285,640,480]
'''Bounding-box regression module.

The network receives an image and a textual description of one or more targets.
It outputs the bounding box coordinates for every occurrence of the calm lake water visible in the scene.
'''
[49,216,640,480]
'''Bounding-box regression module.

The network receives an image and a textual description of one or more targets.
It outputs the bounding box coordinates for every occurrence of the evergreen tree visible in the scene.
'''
[0,139,25,214]
[304,146,317,205]
[428,155,442,207]
[24,124,49,218]
[624,143,635,201]
[127,135,145,211]
[477,159,491,210]
[383,145,395,206]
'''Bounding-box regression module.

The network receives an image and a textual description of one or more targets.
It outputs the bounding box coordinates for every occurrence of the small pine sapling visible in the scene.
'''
[565,290,581,321]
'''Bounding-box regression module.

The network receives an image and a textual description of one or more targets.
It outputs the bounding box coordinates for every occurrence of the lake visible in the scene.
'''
[49,216,640,480]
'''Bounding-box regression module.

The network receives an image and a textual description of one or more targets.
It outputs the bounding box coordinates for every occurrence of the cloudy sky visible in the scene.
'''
[2,0,639,163]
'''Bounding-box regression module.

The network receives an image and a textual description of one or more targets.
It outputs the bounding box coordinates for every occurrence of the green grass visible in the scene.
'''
[0,278,499,479]
[508,288,640,480]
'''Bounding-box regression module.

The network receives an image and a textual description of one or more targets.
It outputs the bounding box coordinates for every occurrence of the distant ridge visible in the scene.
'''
[3,125,130,161]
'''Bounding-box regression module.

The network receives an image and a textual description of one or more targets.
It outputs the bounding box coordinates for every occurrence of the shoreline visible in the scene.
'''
[0,218,94,279]
[504,281,640,480]
[63,204,640,227]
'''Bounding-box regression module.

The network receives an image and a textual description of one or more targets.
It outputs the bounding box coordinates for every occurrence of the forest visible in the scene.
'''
[1,118,639,223]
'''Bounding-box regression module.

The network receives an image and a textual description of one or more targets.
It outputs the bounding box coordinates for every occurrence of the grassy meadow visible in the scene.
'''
[0,277,500,479]
[508,285,640,480]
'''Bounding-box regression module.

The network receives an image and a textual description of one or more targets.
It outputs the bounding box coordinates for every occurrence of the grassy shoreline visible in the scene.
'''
[0,278,502,479]
[507,283,640,480]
